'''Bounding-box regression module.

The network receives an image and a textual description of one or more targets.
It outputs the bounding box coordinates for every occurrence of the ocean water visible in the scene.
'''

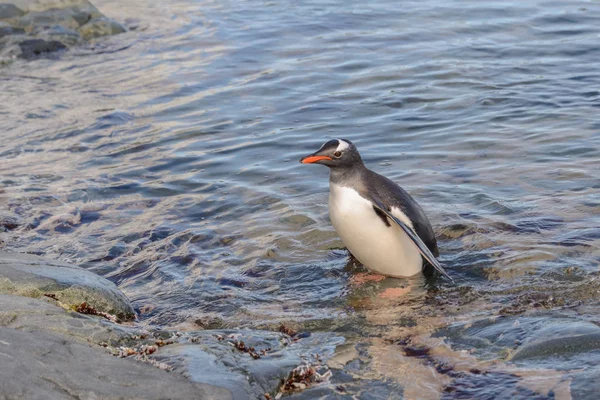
[2,0,600,398]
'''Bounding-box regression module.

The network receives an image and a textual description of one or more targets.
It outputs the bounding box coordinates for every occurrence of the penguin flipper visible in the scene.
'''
[371,200,453,282]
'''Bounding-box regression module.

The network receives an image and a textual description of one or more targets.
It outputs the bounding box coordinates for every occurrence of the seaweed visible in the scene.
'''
[279,363,332,394]
[278,324,298,337]
[229,339,271,360]
[74,301,118,323]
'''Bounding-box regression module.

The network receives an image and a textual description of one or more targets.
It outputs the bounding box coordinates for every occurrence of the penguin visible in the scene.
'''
[300,138,452,281]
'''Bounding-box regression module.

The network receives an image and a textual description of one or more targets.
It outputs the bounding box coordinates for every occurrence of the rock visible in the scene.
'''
[570,368,600,400]
[435,314,600,367]
[15,8,80,31]
[37,24,80,46]
[79,15,125,40]
[0,3,24,19]
[17,37,66,58]
[0,327,230,399]
[0,294,232,399]
[0,0,125,60]
[7,0,100,14]
[0,327,231,399]
[503,318,600,400]
[159,344,255,400]
[433,315,540,360]
[152,329,344,399]
[0,210,23,231]
[0,293,137,345]
[510,320,600,364]
[0,283,347,398]
[0,251,135,321]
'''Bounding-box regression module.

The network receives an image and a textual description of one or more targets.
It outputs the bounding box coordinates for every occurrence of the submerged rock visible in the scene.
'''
[36,24,80,45]
[17,37,66,58]
[0,3,24,19]
[0,294,232,400]
[152,330,344,399]
[0,293,343,399]
[0,251,135,321]
[0,0,126,60]
[509,319,600,364]
[79,15,125,40]
[0,210,22,231]
[435,313,600,369]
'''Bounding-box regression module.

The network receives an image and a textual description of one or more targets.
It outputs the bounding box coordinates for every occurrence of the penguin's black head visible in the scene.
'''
[299,138,363,169]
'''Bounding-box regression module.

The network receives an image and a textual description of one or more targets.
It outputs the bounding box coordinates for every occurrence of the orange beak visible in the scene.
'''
[300,155,332,164]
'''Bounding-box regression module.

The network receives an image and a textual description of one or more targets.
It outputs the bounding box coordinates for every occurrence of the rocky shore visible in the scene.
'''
[0,250,341,399]
[0,251,233,399]
[0,0,126,61]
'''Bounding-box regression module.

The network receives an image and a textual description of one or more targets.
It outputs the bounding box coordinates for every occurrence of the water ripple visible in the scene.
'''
[2,0,600,396]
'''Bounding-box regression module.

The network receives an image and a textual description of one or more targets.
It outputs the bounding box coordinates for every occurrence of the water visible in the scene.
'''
[2,0,600,397]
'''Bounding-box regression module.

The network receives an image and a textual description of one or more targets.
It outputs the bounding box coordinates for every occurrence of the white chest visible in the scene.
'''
[328,184,422,277]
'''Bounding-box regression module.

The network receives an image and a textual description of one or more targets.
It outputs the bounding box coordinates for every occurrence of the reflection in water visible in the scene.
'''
[2,0,600,397]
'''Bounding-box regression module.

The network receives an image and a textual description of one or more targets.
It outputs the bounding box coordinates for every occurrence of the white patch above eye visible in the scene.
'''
[335,139,350,153]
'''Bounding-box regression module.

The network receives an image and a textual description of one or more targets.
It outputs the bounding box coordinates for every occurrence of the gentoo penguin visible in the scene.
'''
[300,138,452,281]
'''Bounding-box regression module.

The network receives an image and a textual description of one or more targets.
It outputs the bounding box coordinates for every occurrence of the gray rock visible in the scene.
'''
[160,344,254,400]
[17,37,66,57]
[0,294,233,399]
[8,0,99,14]
[15,9,80,31]
[0,294,136,345]
[79,15,125,40]
[0,251,135,321]
[570,368,600,400]
[0,209,23,231]
[0,326,232,399]
[0,0,125,60]
[11,1,104,27]
[0,3,24,19]
[435,313,600,369]
[37,24,80,46]
[153,330,345,399]
[510,320,600,363]
[433,315,545,360]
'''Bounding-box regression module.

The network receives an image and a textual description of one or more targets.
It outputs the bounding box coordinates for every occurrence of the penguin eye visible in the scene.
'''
[333,151,342,158]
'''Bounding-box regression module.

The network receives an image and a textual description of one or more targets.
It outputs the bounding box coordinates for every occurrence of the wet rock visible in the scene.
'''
[0,296,232,400]
[434,316,548,360]
[0,251,135,321]
[153,330,344,399]
[194,315,226,330]
[17,37,66,58]
[0,293,138,344]
[158,344,253,400]
[79,15,125,40]
[0,0,125,60]
[510,319,600,364]
[16,8,80,31]
[0,210,22,231]
[435,314,600,367]
[570,368,600,400]
[36,24,80,45]
[0,21,24,37]
[441,370,551,400]
[0,3,24,19]
[497,317,600,400]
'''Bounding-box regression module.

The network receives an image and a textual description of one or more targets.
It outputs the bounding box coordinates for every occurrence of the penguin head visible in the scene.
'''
[299,138,362,169]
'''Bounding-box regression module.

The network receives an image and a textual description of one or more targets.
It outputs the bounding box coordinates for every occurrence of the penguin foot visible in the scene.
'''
[378,286,412,299]
[350,272,386,285]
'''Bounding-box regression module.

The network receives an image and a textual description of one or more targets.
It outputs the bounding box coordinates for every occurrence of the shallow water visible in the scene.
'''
[2,0,600,397]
